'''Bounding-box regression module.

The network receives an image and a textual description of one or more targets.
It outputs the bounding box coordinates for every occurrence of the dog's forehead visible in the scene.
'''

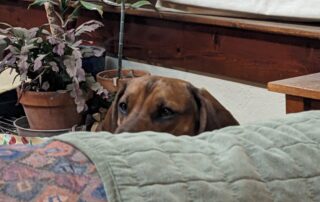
[127,76,189,93]
[123,76,196,112]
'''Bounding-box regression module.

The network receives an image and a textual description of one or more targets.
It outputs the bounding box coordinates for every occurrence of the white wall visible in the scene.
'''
[106,57,286,124]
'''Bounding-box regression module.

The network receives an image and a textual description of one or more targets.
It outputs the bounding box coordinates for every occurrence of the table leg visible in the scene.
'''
[285,95,308,113]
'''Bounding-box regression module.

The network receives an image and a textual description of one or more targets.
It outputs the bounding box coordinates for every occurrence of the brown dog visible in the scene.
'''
[99,75,238,136]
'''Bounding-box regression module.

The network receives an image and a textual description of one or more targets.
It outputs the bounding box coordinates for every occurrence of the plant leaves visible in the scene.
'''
[29,37,43,44]
[53,10,64,27]
[34,54,47,71]
[0,22,13,28]
[26,27,39,39]
[53,42,65,56]
[60,0,68,11]
[92,46,106,57]
[0,22,13,34]
[67,5,81,23]
[76,68,86,82]
[41,81,50,91]
[49,61,59,72]
[5,45,20,55]
[72,40,83,48]
[75,20,103,36]
[28,0,55,9]
[103,0,119,6]
[28,0,58,9]
[64,29,76,42]
[20,44,37,55]
[12,27,28,39]
[47,35,59,45]
[79,0,104,17]
[64,56,77,77]
[17,56,29,81]
[130,0,152,8]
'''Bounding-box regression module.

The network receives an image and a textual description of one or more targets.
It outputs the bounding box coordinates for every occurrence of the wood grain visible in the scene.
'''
[268,73,320,100]
[97,13,320,84]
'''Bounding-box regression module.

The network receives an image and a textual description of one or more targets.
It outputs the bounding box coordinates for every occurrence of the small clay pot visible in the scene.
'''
[18,90,82,130]
[96,69,150,93]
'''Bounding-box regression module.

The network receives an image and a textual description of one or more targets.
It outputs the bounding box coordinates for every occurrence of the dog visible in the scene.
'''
[99,75,239,136]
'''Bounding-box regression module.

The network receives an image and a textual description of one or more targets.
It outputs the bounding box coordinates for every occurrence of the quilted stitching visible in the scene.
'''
[55,110,320,202]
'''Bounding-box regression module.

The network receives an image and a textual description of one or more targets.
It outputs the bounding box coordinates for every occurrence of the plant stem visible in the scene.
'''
[117,0,125,78]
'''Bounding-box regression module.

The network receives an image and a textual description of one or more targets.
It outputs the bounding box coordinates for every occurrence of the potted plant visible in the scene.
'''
[96,0,152,93]
[0,0,108,130]
[30,0,107,77]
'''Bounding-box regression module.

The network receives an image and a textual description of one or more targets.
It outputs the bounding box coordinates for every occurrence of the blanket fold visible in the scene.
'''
[54,111,320,202]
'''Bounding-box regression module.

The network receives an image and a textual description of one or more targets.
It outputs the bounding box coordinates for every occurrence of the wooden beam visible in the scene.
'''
[97,13,320,84]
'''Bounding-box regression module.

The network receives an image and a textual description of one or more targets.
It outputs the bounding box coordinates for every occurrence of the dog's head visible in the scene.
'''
[100,75,238,136]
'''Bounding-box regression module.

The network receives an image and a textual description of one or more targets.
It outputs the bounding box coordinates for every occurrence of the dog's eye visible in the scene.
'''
[159,107,175,119]
[119,102,128,114]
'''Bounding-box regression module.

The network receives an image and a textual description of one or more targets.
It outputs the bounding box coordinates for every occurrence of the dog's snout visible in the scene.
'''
[115,113,151,134]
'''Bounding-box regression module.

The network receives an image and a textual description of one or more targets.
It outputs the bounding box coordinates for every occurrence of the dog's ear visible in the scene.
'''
[101,83,127,132]
[189,85,239,134]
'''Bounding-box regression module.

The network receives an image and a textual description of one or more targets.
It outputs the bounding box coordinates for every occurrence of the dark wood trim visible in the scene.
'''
[96,12,320,84]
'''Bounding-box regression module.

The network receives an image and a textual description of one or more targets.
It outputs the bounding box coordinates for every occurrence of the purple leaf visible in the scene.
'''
[68,83,87,112]
[64,56,76,77]
[72,40,83,48]
[6,56,16,66]
[5,45,19,54]
[47,36,59,45]
[41,81,50,91]
[66,29,75,42]
[53,42,65,56]
[49,61,59,72]
[2,52,13,63]
[21,44,36,55]
[26,27,39,39]
[17,56,28,72]
[33,54,46,71]
[76,68,86,82]
[29,37,43,44]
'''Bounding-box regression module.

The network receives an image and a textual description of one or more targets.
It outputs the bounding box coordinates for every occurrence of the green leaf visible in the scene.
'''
[12,27,28,39]
[28,0,56,9]
[130,0,152,8]
[79,0,104,17]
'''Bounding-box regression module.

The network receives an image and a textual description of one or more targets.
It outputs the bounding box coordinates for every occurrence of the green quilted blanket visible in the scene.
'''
[54,110,320,202]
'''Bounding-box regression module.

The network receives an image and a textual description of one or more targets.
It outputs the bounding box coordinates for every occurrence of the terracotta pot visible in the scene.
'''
[96,69,150,93]
[18,90,82,130]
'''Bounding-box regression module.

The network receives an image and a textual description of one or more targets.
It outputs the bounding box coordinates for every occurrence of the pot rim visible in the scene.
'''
[17,88,75,107]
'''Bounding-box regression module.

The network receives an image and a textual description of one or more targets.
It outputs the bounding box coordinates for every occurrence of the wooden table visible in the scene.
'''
[268,73,320,113]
